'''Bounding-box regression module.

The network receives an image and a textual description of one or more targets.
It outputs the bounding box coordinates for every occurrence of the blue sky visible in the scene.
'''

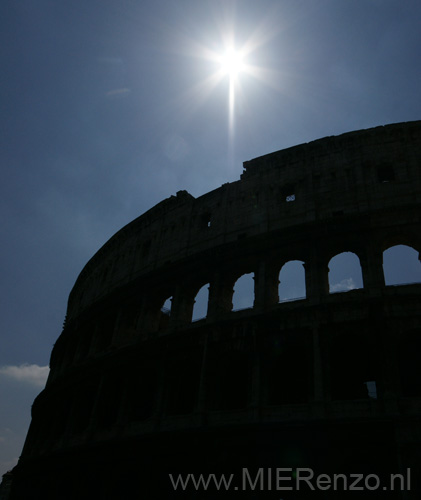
[1,0,421,476]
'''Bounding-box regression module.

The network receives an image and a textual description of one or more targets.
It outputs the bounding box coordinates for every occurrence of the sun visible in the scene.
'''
[218,47,245,80]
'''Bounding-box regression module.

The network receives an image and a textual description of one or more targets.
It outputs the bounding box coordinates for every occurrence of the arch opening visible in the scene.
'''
[192,284,209,321]
[232,273,254,311]
[328,252,363,294]
[278,260,306,302]
[159,296,172,330]
[383,244,421,286]
[161,296,172,315]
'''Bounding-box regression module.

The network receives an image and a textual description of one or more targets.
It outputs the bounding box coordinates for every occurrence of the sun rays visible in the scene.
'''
[165,8,286,168]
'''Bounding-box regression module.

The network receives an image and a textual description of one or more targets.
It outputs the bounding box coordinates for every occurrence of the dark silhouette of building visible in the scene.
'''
[0,471,12,500]
[8,121,421,498]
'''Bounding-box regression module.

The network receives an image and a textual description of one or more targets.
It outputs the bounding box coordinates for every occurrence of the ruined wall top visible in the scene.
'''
[66,120,421,319]
[241,121,420,179]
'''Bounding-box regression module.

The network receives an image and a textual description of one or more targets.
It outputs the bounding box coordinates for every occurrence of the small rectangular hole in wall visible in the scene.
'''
[377,164,395,183]
[282,184,296,202]
[200,212,212,229]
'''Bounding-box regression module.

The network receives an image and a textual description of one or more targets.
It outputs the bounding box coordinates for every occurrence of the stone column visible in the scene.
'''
[195,334,208,423]
[152,352,167,430]
[254,259,279,310]
[207,271,235,318]
[311,327,326,418]
[380,325,401,413]
[169,284,196,326]
[249,328,261,420]
[360,244,385,294]
[84,376,105,435]
[139,297,163,334]
[304,251,329,303]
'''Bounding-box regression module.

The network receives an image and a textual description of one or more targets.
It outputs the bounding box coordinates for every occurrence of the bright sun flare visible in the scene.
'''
[219,48,245,79]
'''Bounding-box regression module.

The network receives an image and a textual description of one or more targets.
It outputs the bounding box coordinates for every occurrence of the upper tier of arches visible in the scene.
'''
[50,239,421,375]
[67,121,421,319]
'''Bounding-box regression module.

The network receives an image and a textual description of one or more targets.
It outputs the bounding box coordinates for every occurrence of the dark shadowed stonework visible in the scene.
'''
[9,121,421,498]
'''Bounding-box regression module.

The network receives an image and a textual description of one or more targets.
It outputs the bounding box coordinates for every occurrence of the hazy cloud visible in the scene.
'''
[105,88,131,98]
[330,278,356,293]
[0,364,49,389]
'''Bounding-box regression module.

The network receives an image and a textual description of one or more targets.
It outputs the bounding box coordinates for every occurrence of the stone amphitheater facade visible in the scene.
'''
[10,121,421,498]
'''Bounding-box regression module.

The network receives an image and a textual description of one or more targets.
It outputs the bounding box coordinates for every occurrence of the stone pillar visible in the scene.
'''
[152,352,167,430]
[170,285,195,326]
[92,314,118,353]
[313,328,324,401]
[109,307,124,346]
[249,328,261,420]
[254,260,279,310]
[380,326,401,413]
[304,251,329,303]
[139,297,163,334]
[311,327,326,418]
[207,271,235,318]
[360,244,385,293]
[195,334,208,420]
[84,376,105,435]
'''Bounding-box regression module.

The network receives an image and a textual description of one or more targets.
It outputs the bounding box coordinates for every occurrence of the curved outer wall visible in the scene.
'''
[10,121,421,498]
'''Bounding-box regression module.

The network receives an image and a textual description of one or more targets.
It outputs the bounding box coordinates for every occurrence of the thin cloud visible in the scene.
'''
[330,278,356,293]
[105,88,131,98]
[0,364,49,389]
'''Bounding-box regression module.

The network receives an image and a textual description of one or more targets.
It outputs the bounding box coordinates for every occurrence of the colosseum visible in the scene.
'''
[8,121,421,499]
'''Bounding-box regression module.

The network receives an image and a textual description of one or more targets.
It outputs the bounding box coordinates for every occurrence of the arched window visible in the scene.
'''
[278,260,306,302]
[192,284,209,321]
[159,296,172,330]
[328,252,363,294]
[161,296,172,315]
[383,244,421,285]
[232,273,254,311]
